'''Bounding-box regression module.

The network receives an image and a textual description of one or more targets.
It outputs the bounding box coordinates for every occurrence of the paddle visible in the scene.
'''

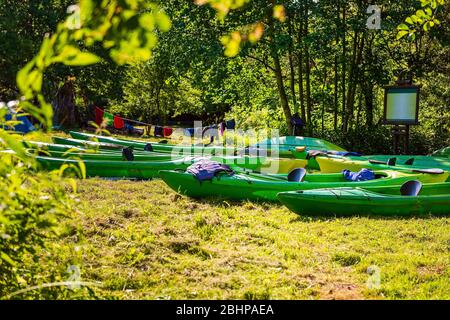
[411,168,445,174]
[368,157,397,166]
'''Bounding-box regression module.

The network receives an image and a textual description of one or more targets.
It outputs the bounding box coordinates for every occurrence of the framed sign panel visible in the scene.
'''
[383,86,420,125]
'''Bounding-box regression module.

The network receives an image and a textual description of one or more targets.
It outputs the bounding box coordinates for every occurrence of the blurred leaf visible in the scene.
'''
[396,30,409,39]
[273,5,286,22]
[63,52,101,66]
[1,252,16,267]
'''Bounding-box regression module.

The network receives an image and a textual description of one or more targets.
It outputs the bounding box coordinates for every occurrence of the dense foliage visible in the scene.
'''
[0,0,170,298]
[1,1,448,154]
[113,1,449,153]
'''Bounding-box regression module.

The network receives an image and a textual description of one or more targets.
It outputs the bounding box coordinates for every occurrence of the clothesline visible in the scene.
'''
[93,106,236,140]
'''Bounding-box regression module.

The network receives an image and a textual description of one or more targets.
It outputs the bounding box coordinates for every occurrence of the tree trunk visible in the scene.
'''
[304,1,312,131]
[334,55,339,130]
[345,33,364,130]
[297,4,306,123]
[341,4,347,131]
[53,78,79,128]
[364,82,374,127]
[287,14,297,113]
[333,2,340,131]
[267,9,292,133]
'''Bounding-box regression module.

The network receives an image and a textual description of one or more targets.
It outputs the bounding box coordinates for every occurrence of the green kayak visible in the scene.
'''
[29,149,175,161]
[316,156,450,181]
[292,149,450,171]
[35,155,307,179]
[69,131,345,158]
[277,184,450,216]
[69,131,240,155]
[24,141,86,153]
[431,147,450,157]
[25,140,149,155]
[52,136,124,151]
[36,155,200,179]
[367,154,450,168]
[159,169,447,202]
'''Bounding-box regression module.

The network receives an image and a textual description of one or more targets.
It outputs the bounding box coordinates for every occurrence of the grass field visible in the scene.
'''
[20,131,450,299]
[55,177,449,300]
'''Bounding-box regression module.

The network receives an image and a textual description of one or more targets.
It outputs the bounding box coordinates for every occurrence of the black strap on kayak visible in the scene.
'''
[412,168,444,174]
[288,168,306,182]
[404,158,414,165]
[122,147,134,161]
[306,150,327,160]
[400,180,422,196]
[387,157,396,166]
[144,143,153,152]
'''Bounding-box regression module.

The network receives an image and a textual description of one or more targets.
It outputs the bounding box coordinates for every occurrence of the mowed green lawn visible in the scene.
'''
[58,177,450,300]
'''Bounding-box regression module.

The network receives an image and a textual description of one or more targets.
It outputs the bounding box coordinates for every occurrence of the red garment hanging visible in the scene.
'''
[114,115,125,129]
[94,107,104,126]
[163,127,173,137]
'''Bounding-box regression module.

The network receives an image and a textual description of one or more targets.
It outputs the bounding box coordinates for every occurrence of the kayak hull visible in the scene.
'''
[159,170,446,202]
[316,156,450,182]
[277,187,450,216]
[69,131,346,158]
[36,156,197,179]
[35,156,307,179]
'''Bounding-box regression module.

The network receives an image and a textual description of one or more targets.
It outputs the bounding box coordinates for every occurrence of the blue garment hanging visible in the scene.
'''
[154,125,164,137]
[184,128,195,137]
[225,119,236,130]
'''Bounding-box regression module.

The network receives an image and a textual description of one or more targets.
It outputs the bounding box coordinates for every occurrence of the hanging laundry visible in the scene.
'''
[219,122,225,136]
[113,115,125,129]
[194,126,202,138]
[203,125,219,142]
[143,125,152,136]
[154,125,164,137]
[103,112,114,126]
[225,119,236,130]
[94,106,104,126]
[163,127,173,137]
[184,128,195,137]
[124,123,135,133]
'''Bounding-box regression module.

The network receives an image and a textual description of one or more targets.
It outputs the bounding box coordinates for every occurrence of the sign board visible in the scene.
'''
[383,86,420,125]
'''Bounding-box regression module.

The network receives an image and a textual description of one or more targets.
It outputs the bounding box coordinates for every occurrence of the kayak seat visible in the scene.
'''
[159,139,168,144]
[369,157,397,166]
[288,168,306,182]
[387,157,397,166]
[144,143,153,152]
[400,180,422,196]
[404,158,414,165]
[122,147,134,161]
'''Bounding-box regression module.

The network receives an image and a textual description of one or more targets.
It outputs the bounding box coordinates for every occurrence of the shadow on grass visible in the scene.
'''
[172,193,445,222]
[288,213,444,222]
